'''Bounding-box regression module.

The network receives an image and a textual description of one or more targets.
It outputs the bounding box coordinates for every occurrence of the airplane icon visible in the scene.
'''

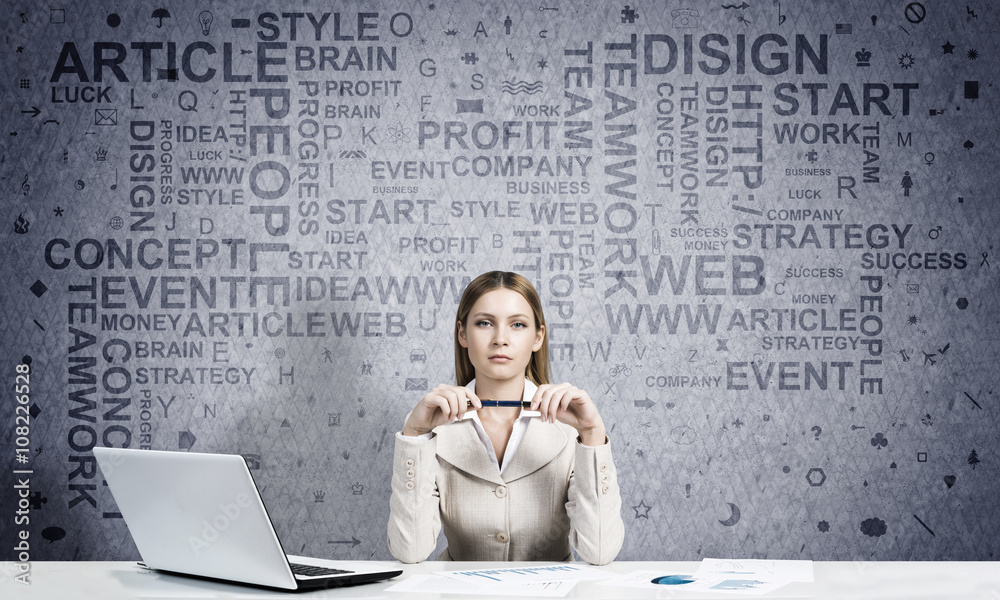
[923,352,936,366]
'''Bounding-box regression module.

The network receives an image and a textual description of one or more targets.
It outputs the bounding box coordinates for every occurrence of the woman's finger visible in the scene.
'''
[427,393,451,422]
[440,389,461,421]
[553,389,574,422]
[536,385,553,421]
[529,384,546,411]
[466,388,482,410]
[558,391,573,416]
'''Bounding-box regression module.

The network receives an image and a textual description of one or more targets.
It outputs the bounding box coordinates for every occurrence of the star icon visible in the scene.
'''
[632,499,652,519]
[53,206,64,216]
[942,41,955,54]
[536,58,548,70]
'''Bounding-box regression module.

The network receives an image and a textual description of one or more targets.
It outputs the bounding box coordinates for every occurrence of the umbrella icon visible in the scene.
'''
[152,8,171,28]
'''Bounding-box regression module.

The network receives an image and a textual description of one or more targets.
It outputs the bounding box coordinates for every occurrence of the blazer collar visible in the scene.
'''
[435,420,505,485]
[501,418,569,483]
[435,379,568,484]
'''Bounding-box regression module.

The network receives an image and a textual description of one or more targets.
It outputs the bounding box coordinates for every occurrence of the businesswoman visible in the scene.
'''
[387,271,624,565]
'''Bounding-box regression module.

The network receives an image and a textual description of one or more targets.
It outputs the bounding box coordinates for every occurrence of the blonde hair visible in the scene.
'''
[454,271,550,386]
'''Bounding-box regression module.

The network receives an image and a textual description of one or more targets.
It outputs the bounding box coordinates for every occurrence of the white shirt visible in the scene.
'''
[397,378,540,475]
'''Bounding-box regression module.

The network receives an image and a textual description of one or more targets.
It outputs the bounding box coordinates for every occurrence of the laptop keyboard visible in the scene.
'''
[290,563,354,577]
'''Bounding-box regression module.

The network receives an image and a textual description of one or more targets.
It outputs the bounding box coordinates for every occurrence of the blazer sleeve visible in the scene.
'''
[387,432,441,563]
[564,437,625,565]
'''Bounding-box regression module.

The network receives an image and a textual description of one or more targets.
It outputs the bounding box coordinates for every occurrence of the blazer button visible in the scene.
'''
[405,459,415,468]
[495,532,509,543]
[600,464,608,473]
[405,481,415,490]
[601,485,609,495]
[406,469,415,478]
[601,475,609,483]
[495,485,507,498]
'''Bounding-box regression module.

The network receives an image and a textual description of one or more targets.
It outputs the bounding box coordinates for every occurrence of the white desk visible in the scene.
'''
[2,560,999,599]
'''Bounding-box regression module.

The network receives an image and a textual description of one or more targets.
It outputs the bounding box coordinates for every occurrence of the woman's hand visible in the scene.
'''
[530,383,607,445]
[401,384,481,437]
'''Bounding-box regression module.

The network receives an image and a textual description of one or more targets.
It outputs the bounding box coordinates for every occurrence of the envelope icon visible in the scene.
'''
[906,283,919,293]
[95,108,117,126]
[405,378,428,391]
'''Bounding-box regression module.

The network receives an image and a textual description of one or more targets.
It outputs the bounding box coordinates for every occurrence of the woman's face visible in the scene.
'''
[458,288,544,385]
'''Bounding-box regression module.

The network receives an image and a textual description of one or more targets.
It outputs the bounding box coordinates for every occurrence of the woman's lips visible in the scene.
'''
[489,355,511,362]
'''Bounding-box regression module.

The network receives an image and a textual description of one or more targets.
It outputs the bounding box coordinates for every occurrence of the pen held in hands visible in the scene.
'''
[466,399,533,408]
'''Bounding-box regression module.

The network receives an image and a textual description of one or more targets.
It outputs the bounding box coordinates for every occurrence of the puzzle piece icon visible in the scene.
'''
[29,492,48,510]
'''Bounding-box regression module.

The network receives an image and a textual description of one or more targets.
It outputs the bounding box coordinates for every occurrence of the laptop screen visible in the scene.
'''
[93,447,298,589]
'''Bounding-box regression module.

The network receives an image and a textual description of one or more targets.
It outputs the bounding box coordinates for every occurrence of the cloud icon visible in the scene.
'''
[860,517,887,537]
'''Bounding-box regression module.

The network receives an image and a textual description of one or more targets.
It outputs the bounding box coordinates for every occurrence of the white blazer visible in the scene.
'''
[387,381,625,565]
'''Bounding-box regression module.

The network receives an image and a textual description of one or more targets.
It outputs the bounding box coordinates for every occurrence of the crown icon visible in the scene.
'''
[855,48,872,67]
[444,29,458,36]
[96,147,108,161]
[352,482,364,495]
[314,490,326,502]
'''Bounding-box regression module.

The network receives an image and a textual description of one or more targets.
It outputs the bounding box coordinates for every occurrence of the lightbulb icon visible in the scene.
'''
[199,11,214,35]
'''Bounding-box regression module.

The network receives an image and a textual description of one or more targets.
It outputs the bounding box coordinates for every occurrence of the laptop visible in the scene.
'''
[92,447,402,591]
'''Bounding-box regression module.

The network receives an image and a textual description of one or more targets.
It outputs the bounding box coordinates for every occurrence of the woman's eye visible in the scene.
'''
[512,322,526,329]
[476,320,491,327]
